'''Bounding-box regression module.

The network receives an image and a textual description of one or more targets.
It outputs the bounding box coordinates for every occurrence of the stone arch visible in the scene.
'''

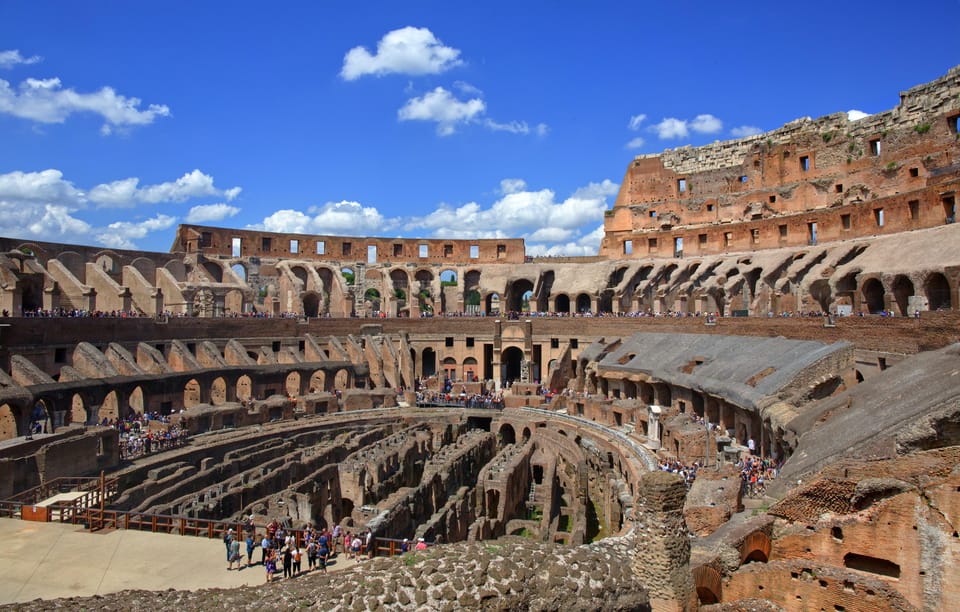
[693,565,723,605]
[364,288,381,313]
[202,261,224,283]
[505,278,534,313]
[499,423,516,445]
[130,257,158,285]
[0,403,18,440]
[740,530,771,564]
[861,278,885,314]
[522,427,531,442]
[211,377,228,405]
[184,378,201,409]
[463,357,478,382]
[891,275,914,315]
[230,262,247,283]
[575,293,592,313]
[440,269,457,285]
[128,386,145,414]
[598,290,613,313]
[71,393,88,425]
[442,357,457,381]
[309,371,325,393]
[334,369,349,389]
[285,372,301,397]
[653,382,672,407]
[101,390,121,421]
[925,272,951,311]
[555,294,571,313]
[193,289,215,317]
[502,346,524,383]
[808,279,832,313]
[486,292,501,315]
[57,251,86,281]
[225,289,245,316]
[237,375,252,401]
[164,259,187,281]
[302,292,321,318]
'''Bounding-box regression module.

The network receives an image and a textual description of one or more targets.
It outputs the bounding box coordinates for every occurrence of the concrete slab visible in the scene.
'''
[0,518,362,604]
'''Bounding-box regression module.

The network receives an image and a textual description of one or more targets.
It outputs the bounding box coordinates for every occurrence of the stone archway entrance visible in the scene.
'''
[502,346,524,384]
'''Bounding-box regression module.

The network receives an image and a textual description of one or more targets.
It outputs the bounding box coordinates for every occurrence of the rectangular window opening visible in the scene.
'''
[800,155,810,171]
[647,238,657,251]
[466,337,475,348]
[948,115,959,134]
[698,233,707,246]
[807,222,817,245]
[841,214,851,230]
[835,184,843,193]
[869,139,881,156]
[649,210,657,218]
[874,208,885,227]
[909,167,919,177]
[342,242,352,256]
[550,338,559,349]
[677,178,687,193]
[724,232,732,247]
[261,237,272,251]
[739,175,748,183]
[393,243,403,257]
[469,245,479,258]
[623,240,633,255]
[316,241,325,255]
[445,337,454,347]
[570,339,579,349]
[752,228,761,244]
[497,244,506,258]
[707,203,715,212]
[289,239,299,254]
[769,195,777,204]
[909,200,920,220]
[419,244,429,258]
[231,237,241,257]
[367,245,377,264]
[778,224,788,238]
[443,244,453,258]
[200,232,213,248]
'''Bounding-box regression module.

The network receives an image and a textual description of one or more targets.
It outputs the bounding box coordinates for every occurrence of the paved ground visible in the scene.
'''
[0,518,361,604]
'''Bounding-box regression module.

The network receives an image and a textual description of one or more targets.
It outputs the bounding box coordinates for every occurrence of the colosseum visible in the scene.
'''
[1,67,959,611]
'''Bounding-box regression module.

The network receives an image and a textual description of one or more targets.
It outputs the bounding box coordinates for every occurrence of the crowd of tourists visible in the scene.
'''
[738,453,781,498]
[11,308,148,318]
[110,412,188,459]
[658,459,700,486]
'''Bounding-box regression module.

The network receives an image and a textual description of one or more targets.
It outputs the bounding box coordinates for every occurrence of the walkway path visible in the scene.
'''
[0,518,360,605]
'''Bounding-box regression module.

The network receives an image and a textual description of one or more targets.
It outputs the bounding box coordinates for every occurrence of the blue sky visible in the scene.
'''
[1,1,958,255]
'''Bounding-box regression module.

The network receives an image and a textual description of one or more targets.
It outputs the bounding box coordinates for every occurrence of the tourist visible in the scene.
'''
[306,538,317,571]
[282,546,293,579]
[265,549,277,582]
[332,523,342,554]
[365,529,374,559]
[351,533,362,559]
[317,538,329,573]
[246,532,256,567]
[227,536,242,570]
[223,528,234,562]
[260,533,271,564]
[415,537,427,551]
[292,545,302,575]
[401,538,409,554]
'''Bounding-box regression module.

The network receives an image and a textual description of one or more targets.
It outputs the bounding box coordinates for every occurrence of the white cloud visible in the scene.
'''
[0,169,85,204]
[690,114,722,134]
[186,203,241,224]
[483,118,534,134]
[341,26,463,80]
[625,136,645,149]
[0,76,170,131]
[88,170,241,208]
[96,215,177,249]
[500,179,527,194]
[847,109,870,121]
[0,49,42,68]
[651,117,689,139]
[628,113,646,131]
[253,201,393,235]
[453,81,482,96]
[398,87,485,136]
[731,125,763,137]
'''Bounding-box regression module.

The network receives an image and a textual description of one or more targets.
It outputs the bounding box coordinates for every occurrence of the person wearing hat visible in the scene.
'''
[400,538,410,554]
[223,527,235,562]
[415,537,427,551]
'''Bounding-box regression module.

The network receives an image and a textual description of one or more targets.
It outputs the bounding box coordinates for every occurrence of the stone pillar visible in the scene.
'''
[632,472,697,612]
[492,319,502,390]
[647,405,661,450]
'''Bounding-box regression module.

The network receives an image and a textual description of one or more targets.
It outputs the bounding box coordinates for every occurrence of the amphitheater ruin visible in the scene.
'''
[1,67,960,611]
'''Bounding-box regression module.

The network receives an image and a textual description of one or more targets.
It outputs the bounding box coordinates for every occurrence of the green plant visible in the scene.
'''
[394,288,406,300]
[884,161,899,171]
[822,131,834,143]
[914,123,931,134]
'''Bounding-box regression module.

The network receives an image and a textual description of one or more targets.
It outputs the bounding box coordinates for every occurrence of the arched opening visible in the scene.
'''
[184,379,201,409]
[740,531,771,564]
[340,267,355,286]
[193,289,215,317]
[505,279,534,313]
[415,269,434,315]
[286,372,301,397]
[522,427,531,442]
[808,279,832,313]
[554,294,570,313]
[861,278,885,314]
[101,390,120,421]
[693,565,722,605]
[128,386,145,415]
[231,263,246,282]
[202,261,224,283]
[309,371,325,394]
[576,293,592,314]
[891,275,914,315]
[486,292,501,315]
[334,369,349,389]
[0,403,17,440]
[302,292,321,318]
[71,393,88,425]
[464,290,481,315]
[237,375,252,401]
[95,253,118,274]
[442,357,458,382]
[463,357,478,382]
[499,423,516,445]
[211,377,227,405]
[925,272,951,311]
[502,346,524,384]
[224,289,244,316]
[422,348,437,378]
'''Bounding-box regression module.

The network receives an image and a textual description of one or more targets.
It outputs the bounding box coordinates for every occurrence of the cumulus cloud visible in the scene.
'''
[651,117,689,139]
[186,203,241,224]
[628,114,646,131]
[398,87,485,135]
[731,125,763,137]
[253,201,393,235]
[88,170,241,208]
[96,215,177,249]
[0,76,170,131]
[499,178,526,194]
[0,49,42,68]
[625,136,645,149]
[341,26,463,80]
[847,109,870,121]
[650,114,723,139]
[0,169,85,204]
